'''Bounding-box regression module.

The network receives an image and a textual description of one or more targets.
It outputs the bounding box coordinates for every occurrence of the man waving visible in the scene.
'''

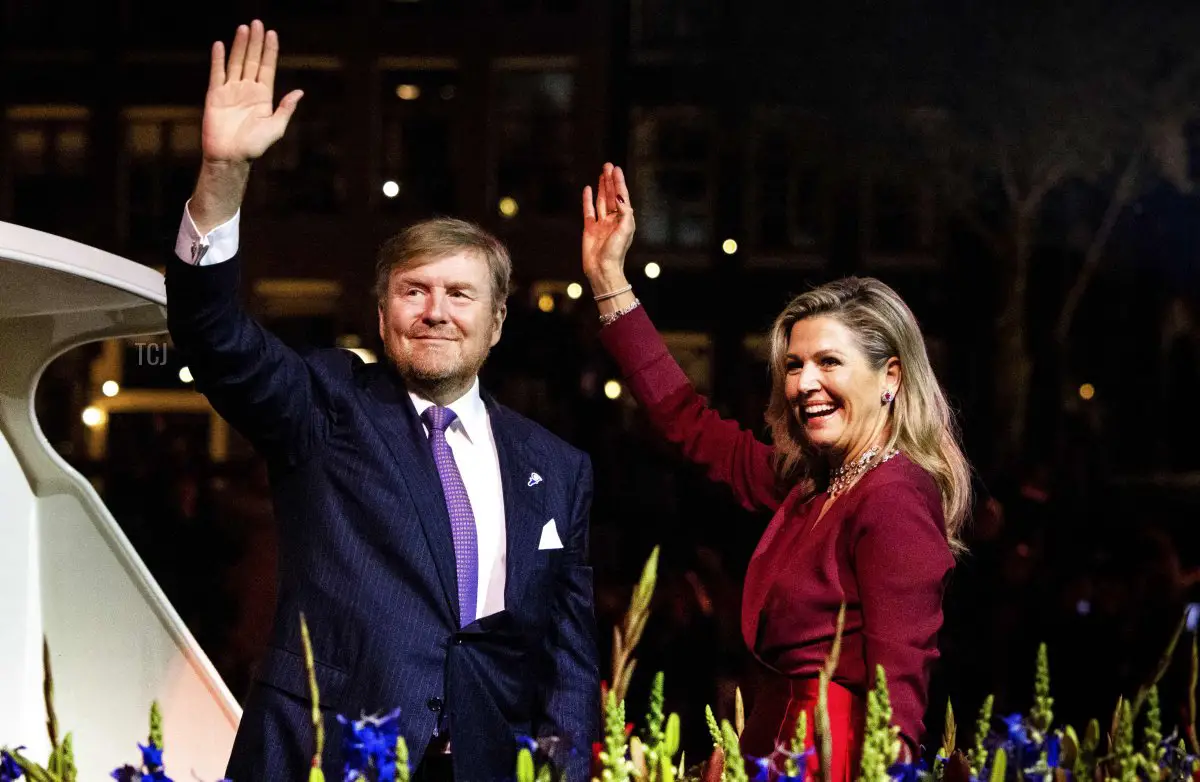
[167,21,599,782]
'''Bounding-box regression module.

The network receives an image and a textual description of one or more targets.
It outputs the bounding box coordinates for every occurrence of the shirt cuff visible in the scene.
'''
[174,200,240,266]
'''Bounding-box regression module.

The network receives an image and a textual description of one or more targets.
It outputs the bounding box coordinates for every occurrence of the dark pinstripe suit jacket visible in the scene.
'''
[166,254,599,782]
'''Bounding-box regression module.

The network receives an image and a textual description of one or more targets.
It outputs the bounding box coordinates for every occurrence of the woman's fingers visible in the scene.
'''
[614,165,632,211]
[582,185,596,222]
[596,171,608,220]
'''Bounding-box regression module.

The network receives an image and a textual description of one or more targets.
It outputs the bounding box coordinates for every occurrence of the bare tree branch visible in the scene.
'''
[998,139,1022,205]
[1024,161,1069,213]
[954,204,1008,261]
[1055,143,1145,344]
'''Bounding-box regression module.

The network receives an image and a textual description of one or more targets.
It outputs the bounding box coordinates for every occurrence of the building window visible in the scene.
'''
[630,0,719,51]
[745,112,831,266]
[262,0,342,14]
[246,61,347,216]
[863,172,938,264]
[630,107,714,250]
[379,0,464,18]
[7,106,91,238]
[378,62,459,216]
[123,0,236,47]
[492,59,577,217]
[5,0,100,46]
[121,107,202,255]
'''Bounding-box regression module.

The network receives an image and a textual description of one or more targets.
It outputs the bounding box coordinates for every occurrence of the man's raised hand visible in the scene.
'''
[202,20,303,164]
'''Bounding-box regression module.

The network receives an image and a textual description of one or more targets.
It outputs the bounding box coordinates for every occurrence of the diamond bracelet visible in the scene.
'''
[599,297,642,327]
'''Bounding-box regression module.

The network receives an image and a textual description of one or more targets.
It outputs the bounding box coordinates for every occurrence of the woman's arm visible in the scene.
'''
[851,473,955,753]
[600,306,781,512]
[582,163,783,513]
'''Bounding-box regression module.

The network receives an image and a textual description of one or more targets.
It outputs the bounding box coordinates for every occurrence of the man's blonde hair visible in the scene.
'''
[373,217,512,312]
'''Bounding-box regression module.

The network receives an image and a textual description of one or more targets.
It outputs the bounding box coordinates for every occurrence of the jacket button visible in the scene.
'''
[427,697,443,712]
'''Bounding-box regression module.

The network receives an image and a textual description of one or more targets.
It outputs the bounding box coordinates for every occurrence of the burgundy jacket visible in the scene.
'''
[600,305,954,747]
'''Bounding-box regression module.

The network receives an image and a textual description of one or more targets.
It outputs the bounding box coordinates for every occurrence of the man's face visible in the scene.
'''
[377,251,505,396]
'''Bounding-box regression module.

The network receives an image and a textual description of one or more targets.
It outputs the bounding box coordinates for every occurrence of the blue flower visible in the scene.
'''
[1002,714,1028,746]
[783,746,813,782]
[1,749,23,782]
[111,765,140,782]
[889,758,930,782]
[1044,734,1061,768]
[515,734,539,754]
[139,743,165,771]
[1001,713,1041,769]
[750,755,772,782]
[339,708,402,782]
[745,749,809,782]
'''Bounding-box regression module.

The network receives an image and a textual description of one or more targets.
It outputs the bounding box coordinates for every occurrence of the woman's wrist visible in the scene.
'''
[597,292,639,322]
[587,272,635,315]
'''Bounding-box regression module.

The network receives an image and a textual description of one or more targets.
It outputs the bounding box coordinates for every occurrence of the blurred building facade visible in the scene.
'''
[7,0,1200,752]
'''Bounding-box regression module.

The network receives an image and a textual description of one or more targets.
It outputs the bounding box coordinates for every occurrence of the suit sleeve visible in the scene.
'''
[540,452,600,782]
[851,479,954,751]
[166,253,327,464]
[599,306,783,513]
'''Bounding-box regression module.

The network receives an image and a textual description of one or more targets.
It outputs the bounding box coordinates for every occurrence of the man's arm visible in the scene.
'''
[539,453,601,782]
[167,20,320,462]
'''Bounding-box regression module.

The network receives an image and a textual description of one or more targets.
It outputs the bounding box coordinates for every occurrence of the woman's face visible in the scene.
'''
[784,315,898,460]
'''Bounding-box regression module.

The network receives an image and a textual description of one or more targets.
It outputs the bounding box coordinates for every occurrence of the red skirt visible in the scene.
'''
[740,677,864,782]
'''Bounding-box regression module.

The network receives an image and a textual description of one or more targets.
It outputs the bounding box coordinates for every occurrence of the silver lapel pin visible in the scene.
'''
[528,472,543,487]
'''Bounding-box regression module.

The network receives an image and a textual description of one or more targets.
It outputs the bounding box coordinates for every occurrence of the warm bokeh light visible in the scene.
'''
[644,262,661,279]
[348,348,378,364]
[395,84,421,101]
[179,366,194,383]
[101,380,119,397]
[537,293,555,313]
[604,380,622,400]
[382,180,400,198]
[498,197,519,218]
[81,406,105,428]
[1079,383,1095,401]
[566,283,583,300]
[722,239,738,255]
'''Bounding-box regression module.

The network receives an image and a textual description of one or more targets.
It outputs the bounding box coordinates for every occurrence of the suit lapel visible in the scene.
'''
[359,364,458,623]
[484,394,545,608]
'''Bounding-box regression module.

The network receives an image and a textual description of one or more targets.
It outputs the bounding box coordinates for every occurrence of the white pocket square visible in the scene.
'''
[538,519,564,550]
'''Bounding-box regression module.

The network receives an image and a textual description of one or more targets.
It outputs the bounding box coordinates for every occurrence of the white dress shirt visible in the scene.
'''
[175,204,508,620]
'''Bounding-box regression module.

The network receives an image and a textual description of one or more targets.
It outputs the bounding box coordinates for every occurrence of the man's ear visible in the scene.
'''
[490,304,507,348]
[378,302,387,343]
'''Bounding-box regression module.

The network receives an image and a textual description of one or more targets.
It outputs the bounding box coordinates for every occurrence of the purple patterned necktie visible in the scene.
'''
[421,406,478,627]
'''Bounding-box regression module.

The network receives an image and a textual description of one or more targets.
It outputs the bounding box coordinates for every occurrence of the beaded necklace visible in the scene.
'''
[827,445,899,498]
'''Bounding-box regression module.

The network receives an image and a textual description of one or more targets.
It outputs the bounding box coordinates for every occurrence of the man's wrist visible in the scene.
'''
[189,159,251,234]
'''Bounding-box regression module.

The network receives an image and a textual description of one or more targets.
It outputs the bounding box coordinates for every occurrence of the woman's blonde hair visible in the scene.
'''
[764,276,970,549]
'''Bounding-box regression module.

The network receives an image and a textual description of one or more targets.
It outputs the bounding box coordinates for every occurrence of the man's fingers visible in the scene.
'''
[243,20,265,83]
[277,90,304,116]
[259,29,280,91]
[227,24,250,82]
[209,41,226,91]
[582,186,596,222]
[265,90,303,147]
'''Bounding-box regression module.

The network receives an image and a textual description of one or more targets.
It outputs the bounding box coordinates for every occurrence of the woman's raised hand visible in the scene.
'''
[582,162,636,296]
